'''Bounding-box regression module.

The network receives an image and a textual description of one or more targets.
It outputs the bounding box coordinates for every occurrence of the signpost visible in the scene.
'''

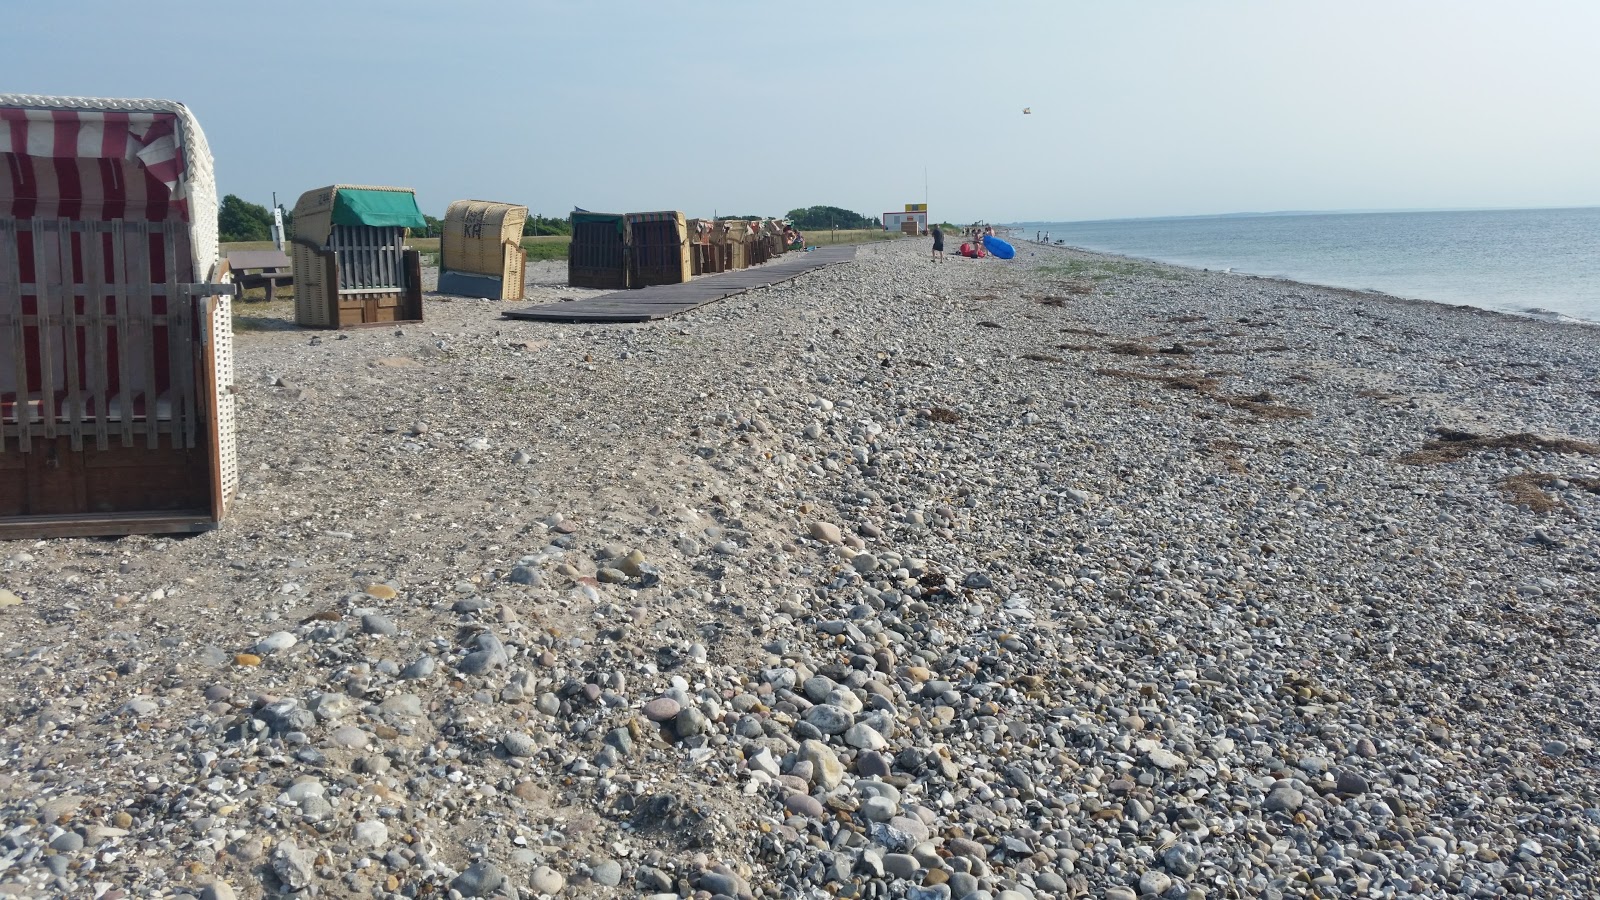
[270,191,286,250]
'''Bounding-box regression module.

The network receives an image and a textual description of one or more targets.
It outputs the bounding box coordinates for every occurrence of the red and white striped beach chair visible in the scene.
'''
[0,94,238,538]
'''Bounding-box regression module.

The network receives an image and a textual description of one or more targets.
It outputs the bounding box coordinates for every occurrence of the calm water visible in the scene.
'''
[1020,207,1600,322]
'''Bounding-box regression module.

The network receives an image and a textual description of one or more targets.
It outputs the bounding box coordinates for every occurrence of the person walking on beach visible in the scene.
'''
[931,224,944,262]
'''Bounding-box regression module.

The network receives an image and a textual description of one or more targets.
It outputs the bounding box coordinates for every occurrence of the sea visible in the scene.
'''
[1017,207,1600,324]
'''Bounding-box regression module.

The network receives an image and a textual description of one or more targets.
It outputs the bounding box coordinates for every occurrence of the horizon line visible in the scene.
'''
[1009,203,1600,226]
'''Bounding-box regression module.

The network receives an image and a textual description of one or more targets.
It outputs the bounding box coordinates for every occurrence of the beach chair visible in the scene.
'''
[686,219,722,276]
[625,211,691,287]
[746,221,770,266]
[438,200,527,301]
[568,210,629,289]
[291,185,425,328]
[713,220,746,271]
[1,94,238,538]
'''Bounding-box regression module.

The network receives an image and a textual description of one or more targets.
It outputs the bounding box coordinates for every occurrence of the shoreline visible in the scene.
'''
[1004,230,1600,328]
[2,240,1598,898]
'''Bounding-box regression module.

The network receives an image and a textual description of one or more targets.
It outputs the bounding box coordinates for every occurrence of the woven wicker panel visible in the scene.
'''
[442,200,528,277]
[502,243,525,301]
[625,211,691,286]
[569,213,628,289]
[212,292,237,504]
[291,242,334,327]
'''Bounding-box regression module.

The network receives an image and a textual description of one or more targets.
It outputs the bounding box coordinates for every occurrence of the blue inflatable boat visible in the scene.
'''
[981,235,1015,259]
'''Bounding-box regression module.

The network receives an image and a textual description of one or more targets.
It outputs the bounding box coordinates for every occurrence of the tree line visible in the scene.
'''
[220,195,884,243]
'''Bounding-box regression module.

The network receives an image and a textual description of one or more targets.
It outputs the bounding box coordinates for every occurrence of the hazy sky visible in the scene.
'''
[5,1,1598,223]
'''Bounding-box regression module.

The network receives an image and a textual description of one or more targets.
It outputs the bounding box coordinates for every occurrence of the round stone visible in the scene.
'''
[642,697,681,722]
[352,821,388,850]
[861,795,898,822]
[330,725,368,749]
[1265,786,1305,812]
[530,865,564,894]
[804,703,854,735]
[361,614,398,636]
[674,706,710,737]
[784,792,825,818]
[856,750,892,777]
[589,859,622,887]
[255,631,297,654]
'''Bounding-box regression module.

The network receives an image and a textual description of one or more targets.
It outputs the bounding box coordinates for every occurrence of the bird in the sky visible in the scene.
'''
[1022,107,1031,115]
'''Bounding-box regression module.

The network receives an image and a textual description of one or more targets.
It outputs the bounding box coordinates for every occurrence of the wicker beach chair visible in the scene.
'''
[0,94,239,537]
[625,211,691,287]
[568,210,629,289]
[437,200,528,301]
[291,185,426,328]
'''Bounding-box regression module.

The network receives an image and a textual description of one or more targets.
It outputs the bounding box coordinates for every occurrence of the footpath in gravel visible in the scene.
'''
[1,238,1598,900]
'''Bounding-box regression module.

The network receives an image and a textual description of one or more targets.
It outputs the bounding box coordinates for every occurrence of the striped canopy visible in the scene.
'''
[0,95,219,280]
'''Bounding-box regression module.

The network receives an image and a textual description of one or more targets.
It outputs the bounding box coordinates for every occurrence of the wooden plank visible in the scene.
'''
[224,250,291,270]
[2,220,27,451]
[162,222,194,449]
[334,226,348,290]
[353,226,365,288]
[56,220,85,450]
[29,219,57,440]
[388,229,399,290]
[0,509,216,540]
[131,224,159,449]
[2,219,30,451]
[112,220,135,446]
[84,224,110,450]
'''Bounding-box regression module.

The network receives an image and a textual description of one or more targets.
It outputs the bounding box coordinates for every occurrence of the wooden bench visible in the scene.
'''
[226,249,294,301]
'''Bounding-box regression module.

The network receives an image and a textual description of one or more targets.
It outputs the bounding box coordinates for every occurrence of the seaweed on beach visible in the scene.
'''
[1094,367,1219,393]
[1056,343,1100,352]
[1094,367,1310,419]
[1037,283,1096,302]
[1061,326,1108,337]
[1498,474,1562,513]
[1219,392,1311,420]
[1168,314,1206,324]
[977,321,1002,329]
[1400,428,1600,465]
[926,407,962,424]
[1022,352,1066,364]
[1108,342,1157,357]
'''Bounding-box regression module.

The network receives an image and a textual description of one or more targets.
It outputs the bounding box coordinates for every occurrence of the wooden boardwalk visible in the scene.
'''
[502,245,856,323]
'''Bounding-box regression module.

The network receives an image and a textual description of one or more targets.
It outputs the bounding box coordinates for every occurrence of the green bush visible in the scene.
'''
[525,214,572,236]
[218,194,273,242]
[786,206,877,230]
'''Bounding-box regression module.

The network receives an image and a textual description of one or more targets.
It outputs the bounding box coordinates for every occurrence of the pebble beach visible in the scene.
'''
[2,237,1598,899]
